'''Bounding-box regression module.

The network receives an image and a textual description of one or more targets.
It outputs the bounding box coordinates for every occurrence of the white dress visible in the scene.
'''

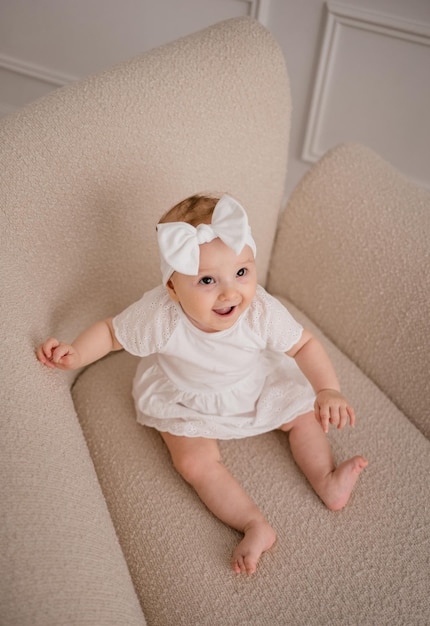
[113,285,315,439]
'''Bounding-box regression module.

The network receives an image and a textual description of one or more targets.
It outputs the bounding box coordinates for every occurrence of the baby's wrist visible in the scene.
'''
[67,344,82,369]
[316,388,341,396]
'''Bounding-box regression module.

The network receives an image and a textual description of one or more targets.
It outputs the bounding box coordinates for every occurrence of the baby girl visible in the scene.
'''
[37,193,367,575]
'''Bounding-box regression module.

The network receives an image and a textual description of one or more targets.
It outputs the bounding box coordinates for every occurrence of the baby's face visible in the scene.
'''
[166,238,257,333]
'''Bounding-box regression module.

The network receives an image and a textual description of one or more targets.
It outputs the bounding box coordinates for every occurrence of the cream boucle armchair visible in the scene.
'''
[1,17,429,626]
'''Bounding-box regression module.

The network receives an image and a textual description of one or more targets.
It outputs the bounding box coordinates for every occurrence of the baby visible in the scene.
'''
[37,193,367,575]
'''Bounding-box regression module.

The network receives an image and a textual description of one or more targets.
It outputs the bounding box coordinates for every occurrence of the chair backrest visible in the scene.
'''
[0,17,291,365]
[0,19,291,623]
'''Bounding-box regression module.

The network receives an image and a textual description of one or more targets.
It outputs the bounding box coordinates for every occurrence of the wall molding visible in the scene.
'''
[302,1,430,167]
[0,53,79,87]
[0,54,79,116]
[243,0,270,25]
[0,55,79,116]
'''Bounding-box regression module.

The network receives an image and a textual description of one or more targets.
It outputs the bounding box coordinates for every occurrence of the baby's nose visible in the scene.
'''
[219,284,237,300]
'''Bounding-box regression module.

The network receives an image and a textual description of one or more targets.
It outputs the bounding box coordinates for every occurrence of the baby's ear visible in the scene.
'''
[166,279,180,302]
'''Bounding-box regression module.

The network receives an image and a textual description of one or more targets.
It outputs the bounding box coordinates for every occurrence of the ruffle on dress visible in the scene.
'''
[132,352,315,439]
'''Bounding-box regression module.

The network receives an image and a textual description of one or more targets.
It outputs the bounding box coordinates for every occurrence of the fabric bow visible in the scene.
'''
[157,194,256,284]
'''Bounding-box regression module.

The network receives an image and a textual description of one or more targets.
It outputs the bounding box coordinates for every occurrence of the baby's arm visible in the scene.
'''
[37,318,123,371]
[287,329,355,433]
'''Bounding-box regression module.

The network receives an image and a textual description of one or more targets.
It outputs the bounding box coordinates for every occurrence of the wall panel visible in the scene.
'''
[302,1,430,188]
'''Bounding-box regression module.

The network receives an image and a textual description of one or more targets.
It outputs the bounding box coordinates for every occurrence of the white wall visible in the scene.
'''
[1,0,429,200]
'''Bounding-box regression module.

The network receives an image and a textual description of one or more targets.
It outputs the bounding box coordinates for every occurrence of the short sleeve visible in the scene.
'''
[112,285,179,357]
[247,286,303,352]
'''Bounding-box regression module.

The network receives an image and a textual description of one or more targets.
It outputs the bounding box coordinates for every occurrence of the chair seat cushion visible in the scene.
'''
[73,296,430,626]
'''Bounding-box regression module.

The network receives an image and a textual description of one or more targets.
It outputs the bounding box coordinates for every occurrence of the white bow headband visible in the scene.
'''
[157,194,257,285]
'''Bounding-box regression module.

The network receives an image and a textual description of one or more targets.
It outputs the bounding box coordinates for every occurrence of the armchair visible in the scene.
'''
[1,17,429,626]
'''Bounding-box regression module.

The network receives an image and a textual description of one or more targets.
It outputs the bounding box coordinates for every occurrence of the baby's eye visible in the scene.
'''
[199,276,215,285]
[237,268,247,277]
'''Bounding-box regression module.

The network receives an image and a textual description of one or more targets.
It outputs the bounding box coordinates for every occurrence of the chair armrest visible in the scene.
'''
[0,355,146,625]
[268,142,430,438]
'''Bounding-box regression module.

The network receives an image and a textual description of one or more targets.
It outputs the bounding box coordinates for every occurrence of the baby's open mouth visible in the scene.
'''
[213,305,236,316]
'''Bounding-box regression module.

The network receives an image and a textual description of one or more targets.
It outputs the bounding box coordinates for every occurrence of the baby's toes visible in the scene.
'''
[232,551,257,575]
[243,555,257,575]
[231,555,245,574]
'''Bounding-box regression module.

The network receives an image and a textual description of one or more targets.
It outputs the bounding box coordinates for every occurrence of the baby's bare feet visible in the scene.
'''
[320,455,368,511]
[231,519,276,575]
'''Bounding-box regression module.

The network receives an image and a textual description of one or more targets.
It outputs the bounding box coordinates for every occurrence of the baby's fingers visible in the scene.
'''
[36,337,60,367]
[347,405,356,428]
[51,344,73,366]
[336,405,349,429]
[315,401,330,433]
[36,338,75,370]
[333,404,356,429]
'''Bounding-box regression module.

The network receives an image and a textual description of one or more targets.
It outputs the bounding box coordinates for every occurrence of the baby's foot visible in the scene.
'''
[231,519,276,575]
[320,455,368,511]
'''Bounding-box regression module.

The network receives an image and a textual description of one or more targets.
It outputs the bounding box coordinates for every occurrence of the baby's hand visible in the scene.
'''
[314,389,355,433]
[36,337,81,370]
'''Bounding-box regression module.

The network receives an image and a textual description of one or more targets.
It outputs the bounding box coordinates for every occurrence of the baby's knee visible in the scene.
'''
[172,450,218,485]
[173,453,202,484]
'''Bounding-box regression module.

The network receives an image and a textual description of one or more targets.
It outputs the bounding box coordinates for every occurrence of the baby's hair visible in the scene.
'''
[158,194,221,227]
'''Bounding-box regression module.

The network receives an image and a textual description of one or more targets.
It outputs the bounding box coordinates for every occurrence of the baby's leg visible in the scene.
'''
[161,432,276,574]
[281,412,367,511]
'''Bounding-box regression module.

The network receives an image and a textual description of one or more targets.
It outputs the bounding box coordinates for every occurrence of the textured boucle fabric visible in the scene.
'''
[0,371,145,625]
[0,17,289,625]
[269,143,430,439]
[73,301,430,625]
